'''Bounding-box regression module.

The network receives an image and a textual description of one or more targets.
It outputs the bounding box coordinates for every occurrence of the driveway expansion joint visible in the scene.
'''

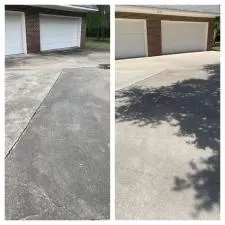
[116,69,167,91]
[5,69,64,160]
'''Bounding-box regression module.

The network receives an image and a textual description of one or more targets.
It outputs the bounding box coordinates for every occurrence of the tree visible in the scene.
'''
[213,16,220,44]
[86,5,110,39]
[98,5,110,39]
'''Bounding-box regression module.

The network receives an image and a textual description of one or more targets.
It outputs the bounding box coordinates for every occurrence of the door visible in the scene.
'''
[40,14,82,51]
[5,11,26,55]
[115,19,148,59]
[161,20,208,54]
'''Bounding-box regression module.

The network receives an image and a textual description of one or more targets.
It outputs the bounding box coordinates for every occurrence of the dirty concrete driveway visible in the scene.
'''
[116,51,220,219]
[5,50,110,220]
[5,50,109,156]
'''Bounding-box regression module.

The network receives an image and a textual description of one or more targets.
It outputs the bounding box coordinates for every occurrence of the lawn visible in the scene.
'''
[85,38,110,50]
[212,42,220,51]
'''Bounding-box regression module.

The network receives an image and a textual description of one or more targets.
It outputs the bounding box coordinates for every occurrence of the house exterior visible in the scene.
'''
[115,5,220,59]
[5,5,98,55]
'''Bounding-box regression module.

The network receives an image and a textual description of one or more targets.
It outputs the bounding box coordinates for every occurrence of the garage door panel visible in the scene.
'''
[5,12,25,55]
[162,20,208,54]
[116,34,146,58]
[40,15,81,51]
[115,19,147,59]
[116,19,147,34]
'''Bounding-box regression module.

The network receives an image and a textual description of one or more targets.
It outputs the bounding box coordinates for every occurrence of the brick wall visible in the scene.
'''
[146,20,161,56]
[5,5,87,53]
[207,20,214,51]
[25,9,40,53]
[80,16,87,48]
[116,12,214,56]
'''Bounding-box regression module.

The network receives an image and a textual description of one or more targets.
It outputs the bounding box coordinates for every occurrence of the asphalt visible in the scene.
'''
[5,67,110,220]
[115,52,220,219]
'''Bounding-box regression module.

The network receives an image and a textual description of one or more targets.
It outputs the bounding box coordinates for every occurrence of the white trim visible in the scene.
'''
[115,6,218,18]
[205,22,209,50]
[5,10,22,14]
[37,5,98,12]
[21,13,27,54]
[39,13,82,20]
[161,20,209,25]
[5,10,27,55]
[116,18,144,22]
[78,17,82,47]
[56,5,98,11]
[143,20,148,57]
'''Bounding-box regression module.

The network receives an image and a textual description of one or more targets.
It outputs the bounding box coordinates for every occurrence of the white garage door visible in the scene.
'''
[116,19,148,59]
[161,20,208,54]
[40,14,82,51]
[5,11,26,55]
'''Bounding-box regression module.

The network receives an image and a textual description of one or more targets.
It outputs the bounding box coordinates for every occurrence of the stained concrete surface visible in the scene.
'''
[5,50,109,156]
[116,52,220,219]
[5,67,110,220]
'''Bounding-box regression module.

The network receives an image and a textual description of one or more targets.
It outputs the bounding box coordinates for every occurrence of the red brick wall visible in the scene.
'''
[146,20,161,56]
[5,5,87,53]
[207,20,214,51]
[116,12,214,56]
[25,9,40,53]
[80,16,87,48]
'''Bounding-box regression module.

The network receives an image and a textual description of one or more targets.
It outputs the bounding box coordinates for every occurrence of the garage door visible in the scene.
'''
[40,15,82,51]
[115,19,148,59]
[161,20,208,54]
[5,11,26,55]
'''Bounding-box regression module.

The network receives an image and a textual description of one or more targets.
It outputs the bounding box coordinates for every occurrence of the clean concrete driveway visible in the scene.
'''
[5,50,110,220]
[116,51,220,219]
[116,51,220,90]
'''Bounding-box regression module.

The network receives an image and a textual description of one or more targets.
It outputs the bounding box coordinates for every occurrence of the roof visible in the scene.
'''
[38,5,98,13]
[75,5,98,10]
[140,5,220,14]
[116,5,220,17]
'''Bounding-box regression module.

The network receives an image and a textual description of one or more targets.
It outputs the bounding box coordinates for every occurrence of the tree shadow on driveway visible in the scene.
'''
[116,64,220,218]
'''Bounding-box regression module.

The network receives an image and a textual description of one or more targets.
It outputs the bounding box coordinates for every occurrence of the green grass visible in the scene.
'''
[212,42,220,51]
[85,38,110,50]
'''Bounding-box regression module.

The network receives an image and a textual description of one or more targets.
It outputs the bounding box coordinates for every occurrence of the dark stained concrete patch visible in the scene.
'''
[5,50,110,156]
[5,67,110,220]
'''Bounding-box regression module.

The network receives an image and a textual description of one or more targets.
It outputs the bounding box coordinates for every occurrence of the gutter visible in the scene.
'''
[57,5,98,11]
[37,5,98,12]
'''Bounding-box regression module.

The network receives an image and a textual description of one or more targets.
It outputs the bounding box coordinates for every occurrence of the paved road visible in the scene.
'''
[116,52,220,219]
[5,67,110,220]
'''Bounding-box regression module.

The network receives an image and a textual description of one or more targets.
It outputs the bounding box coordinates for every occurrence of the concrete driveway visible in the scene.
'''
[5,50,109,156]
[116,51,220,90]
[5,50,110,220]
[116,51,220,219]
